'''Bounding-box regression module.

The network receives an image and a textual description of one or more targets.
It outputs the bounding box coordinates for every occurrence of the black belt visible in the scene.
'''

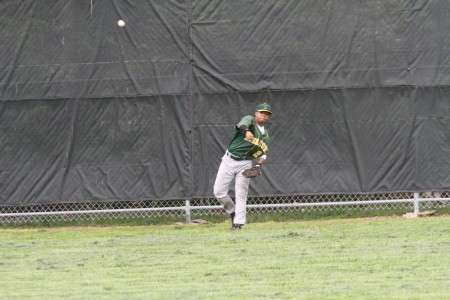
[226,151,248,161]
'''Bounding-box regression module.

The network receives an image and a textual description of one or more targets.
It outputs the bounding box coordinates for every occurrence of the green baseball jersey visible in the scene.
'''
[227,115,271,160]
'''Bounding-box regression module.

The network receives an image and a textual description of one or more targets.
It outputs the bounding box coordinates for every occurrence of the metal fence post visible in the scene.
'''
[413,192,420,217]
[185,200,191,223]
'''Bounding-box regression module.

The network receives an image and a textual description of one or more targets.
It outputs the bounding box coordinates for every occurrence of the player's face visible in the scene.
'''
[255,111,271,125]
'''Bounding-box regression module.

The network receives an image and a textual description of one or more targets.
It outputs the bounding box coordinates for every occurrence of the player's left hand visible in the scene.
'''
[242,165,261,178]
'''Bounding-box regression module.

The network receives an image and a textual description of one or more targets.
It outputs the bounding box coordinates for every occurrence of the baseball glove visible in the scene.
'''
[242,165,261,178]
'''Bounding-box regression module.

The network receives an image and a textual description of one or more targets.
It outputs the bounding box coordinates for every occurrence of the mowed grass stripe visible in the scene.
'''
[1,217,449,299]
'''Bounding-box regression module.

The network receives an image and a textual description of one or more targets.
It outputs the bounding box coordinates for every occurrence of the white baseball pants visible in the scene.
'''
[213,154,252,225]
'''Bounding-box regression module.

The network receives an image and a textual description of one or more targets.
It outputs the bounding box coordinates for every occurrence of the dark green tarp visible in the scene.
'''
[1,0,450,205]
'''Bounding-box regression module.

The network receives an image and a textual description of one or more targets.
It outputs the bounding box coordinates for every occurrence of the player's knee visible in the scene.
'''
[214,180,231,198]
[235,183,249,191]
[214,188,226,199]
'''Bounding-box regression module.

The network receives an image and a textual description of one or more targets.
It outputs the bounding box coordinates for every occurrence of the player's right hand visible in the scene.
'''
[245,131,254,141]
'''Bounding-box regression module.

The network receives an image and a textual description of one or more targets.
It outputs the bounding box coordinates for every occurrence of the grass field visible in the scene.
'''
[1,216,450,299]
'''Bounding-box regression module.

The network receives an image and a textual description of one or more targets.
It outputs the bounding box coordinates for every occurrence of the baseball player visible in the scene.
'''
[213,103,272,230]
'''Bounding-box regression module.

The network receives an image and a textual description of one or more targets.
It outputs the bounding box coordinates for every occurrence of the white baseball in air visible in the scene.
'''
[117,20,125,27]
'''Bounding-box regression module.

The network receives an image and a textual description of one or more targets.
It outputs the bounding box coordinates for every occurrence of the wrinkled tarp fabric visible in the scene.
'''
[1,0,450,205]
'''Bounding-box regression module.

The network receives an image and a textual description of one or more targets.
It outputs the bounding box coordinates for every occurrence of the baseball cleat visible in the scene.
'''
[230,224,243,231]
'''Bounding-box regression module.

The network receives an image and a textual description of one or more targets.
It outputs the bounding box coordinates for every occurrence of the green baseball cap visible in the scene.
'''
[256,103,272,114]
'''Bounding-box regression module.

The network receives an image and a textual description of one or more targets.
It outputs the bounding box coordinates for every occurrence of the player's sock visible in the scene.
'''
[230,212,235,223]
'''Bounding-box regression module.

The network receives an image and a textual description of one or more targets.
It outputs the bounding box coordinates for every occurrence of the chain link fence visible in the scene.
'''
[1,192,449,225]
